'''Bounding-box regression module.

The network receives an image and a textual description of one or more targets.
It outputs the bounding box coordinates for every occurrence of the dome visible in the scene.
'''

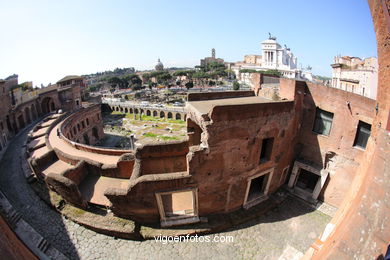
[155,58,164,71]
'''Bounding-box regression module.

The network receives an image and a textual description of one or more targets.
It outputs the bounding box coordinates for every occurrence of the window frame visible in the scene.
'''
[353,120,371,150]
[312,107,334,136]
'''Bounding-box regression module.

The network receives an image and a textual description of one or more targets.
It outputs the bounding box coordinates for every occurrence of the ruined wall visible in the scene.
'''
[138,141,189,175]
[60,105,104,145]
[288,79,376,207]
[188,101,298,215]
[310,0,390,258]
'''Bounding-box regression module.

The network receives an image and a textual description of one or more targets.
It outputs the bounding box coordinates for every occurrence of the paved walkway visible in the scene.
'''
[0,130,331,260]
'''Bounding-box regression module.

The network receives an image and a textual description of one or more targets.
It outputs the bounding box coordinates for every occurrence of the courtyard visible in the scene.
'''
[97,111,187,149]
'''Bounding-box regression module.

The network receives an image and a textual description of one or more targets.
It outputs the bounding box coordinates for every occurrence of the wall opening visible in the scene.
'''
[295,169,319,193]
[353,120,371,149]
[244,168,274,209]
[92,127,99,140]
[313,107,334,136]
[187,118,202,146]
[156,189,199,227]
[288,161,329,203]
[259,137,274,163]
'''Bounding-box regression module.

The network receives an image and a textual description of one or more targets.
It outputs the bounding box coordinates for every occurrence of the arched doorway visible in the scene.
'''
[175,113,182,120]
[24,107,31,124]
[41,97,53,114]
[167,112,173,119]
[92,127,99,140]
[31,104,37,120]
[146,110,151,116]
[153,111,158,117]
[160,111,165,118]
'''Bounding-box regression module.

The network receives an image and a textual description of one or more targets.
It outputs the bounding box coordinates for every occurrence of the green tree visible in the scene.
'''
[233,81,240,91]
[185,81,194,90]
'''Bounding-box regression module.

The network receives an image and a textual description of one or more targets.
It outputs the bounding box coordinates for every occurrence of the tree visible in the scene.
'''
[173,71,188,77]
[208,80,216,86]
[185,81,194,90]
[156,72,172,87]
[108,76,123,89]
[233,81,240,91]
[176,80,181,88]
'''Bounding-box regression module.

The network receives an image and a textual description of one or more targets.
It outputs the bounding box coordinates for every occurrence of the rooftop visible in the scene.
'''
[187,96,277,115]
[57,75,83,84]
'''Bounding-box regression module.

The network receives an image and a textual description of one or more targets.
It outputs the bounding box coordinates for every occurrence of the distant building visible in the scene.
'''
[155,58,164,71]
[331,56,378,99]
[231,35,313,86]
[200,48,224,67]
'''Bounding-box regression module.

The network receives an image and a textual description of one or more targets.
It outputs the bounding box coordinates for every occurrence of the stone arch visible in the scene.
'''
[92,127,99,140]
[125,108,129,113]
[146,110,151,116]
[175,113,182,120]
[31,104,37,120]
[41,97,54,114]
[24,107,31,124]
[167,112,173,119]
[17,114,25,129]
[140,109,145,115]
[160,111,165,118]
[184,115,187,121]
[135,108,139,114]
[120,107,124,112]
[153,110,158,117]
[83,133,90,145]
[130,108,133,114]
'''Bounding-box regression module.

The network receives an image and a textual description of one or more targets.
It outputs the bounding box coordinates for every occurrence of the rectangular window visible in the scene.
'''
[313,108,334,136]
[259,137,274,163]
[353,121,371,149]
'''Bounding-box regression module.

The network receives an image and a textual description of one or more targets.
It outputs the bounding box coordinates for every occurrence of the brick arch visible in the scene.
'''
[24,106,31,124]
[41,96,55,114]
[175,113,182,120]
[31,103,37,120]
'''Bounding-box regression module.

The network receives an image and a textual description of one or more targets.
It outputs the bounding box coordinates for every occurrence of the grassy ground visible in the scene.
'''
[102,111,187,147]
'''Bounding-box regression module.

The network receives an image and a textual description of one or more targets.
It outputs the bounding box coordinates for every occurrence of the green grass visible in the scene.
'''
[143,132,158,138]
[159,135,178,141]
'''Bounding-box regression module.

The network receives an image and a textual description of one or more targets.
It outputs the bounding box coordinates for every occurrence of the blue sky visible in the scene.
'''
[0,0,376,86]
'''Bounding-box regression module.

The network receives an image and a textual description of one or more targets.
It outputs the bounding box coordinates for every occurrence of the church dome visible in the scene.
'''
[155,58,164,71]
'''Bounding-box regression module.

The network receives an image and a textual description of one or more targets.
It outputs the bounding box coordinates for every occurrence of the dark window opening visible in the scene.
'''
[247,174,268,202]
[259,137,274,163]
[92,127,99,140]
[313,108,334,136]
[83,133,90,145]
[353,121,371,149]
[295,169,319,193]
